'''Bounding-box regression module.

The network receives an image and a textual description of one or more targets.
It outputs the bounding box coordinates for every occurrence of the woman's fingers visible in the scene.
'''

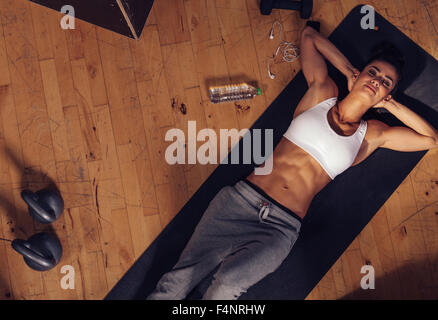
[352,68,360,78]
[346,65,360,77]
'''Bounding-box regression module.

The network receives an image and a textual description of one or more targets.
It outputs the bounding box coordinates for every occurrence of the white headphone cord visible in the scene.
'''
[268,20,300,79]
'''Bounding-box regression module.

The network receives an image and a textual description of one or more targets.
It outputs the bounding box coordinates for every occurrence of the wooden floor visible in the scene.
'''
[0,0,437,299]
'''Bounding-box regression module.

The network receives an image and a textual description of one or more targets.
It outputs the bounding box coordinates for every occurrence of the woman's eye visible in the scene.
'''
[368,69,391,87]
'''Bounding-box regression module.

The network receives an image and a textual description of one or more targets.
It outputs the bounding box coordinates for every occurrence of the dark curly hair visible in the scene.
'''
[364,42,405,95]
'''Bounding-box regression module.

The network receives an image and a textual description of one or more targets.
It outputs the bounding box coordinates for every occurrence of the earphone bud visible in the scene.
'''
[268,68,276,79]
[267,20,300,81]
[269,20,282,40]
[269,28,275,40]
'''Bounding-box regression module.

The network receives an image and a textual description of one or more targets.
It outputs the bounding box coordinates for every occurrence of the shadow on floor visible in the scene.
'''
[0,145,61,299]
[341,256,438,300]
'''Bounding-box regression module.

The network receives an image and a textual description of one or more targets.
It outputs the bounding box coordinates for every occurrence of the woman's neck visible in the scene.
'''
[336,93,369,124]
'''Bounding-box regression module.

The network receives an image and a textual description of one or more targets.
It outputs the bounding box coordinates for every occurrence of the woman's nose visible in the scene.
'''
[370,78,380,87]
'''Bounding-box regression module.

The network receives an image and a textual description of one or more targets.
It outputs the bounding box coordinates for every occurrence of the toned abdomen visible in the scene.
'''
[246,138,332,219]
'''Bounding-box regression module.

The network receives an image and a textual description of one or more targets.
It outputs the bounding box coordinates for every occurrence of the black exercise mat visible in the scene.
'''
[105,5,438,300]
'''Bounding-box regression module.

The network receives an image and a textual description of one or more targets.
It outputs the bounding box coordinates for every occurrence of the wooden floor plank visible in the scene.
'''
[369,207,403,299]
[409,149,438,298]
[0,15,11,87]
[215,0,268,129]
[85,103,136,283]
[316,269,338,299]
[40,59,70,163]
[70,58,103,162]
[44,9,77,109]
[130,25,175,128]
[117,142,157,258]
[154,0,191,46]
[342,238,366,299]
[29,2,54,61]
[64,206,108,299]
[384,178,432,299]
[356,217,387,299]
[331,255,355,299]
[78,23,108,107]
[64,21,85,61]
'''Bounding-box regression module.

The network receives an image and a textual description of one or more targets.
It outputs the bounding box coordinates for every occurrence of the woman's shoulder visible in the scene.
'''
[315,75,339,99]
[366,119,389,130]
[362,119,389,142]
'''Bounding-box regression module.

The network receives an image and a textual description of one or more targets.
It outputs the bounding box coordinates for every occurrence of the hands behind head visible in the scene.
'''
[347,66,360,92]
[372,95,394,109]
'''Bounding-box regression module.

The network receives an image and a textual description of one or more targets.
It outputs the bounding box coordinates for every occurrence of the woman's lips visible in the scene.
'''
[364,84,376,94]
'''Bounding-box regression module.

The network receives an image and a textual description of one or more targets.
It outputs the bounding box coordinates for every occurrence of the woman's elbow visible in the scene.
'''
[432,131,438,146]
[426,135,438,150]
[301,26,316,38]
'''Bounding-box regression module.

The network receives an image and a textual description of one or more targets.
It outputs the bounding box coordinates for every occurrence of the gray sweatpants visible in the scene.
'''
[146,180,302,300]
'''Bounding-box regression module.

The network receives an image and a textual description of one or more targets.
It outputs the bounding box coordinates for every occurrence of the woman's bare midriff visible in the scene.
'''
[246,137,332,220]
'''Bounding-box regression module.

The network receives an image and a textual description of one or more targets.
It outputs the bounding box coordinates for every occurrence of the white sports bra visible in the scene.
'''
[283,97,368,180]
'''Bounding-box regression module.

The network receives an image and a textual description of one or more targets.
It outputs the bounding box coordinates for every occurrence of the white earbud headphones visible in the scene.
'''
[268,20,300,80]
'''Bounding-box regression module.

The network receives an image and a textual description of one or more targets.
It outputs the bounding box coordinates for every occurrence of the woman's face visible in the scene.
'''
[353,60,399,104]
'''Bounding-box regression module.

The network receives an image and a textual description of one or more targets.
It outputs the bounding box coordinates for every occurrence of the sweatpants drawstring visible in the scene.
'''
[259,200,270,220]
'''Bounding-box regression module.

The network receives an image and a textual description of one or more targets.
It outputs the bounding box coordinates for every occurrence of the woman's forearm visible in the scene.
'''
[305,27,355,77]
[385,100,438,139]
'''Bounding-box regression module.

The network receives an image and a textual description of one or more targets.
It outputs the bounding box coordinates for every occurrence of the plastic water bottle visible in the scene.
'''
[209,83,262,104]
